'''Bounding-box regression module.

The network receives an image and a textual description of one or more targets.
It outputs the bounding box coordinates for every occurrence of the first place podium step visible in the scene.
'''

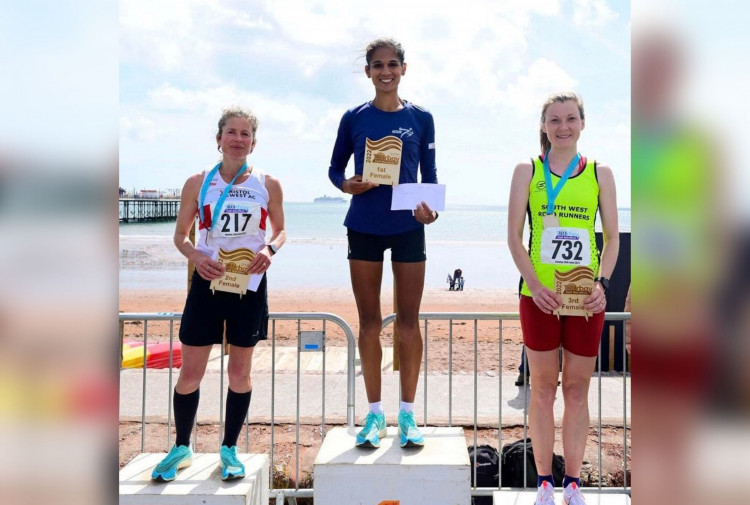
[119,452,269,505]
[314,426,471,505]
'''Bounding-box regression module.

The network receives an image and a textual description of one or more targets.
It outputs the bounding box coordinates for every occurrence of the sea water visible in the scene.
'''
[119,203,630,291]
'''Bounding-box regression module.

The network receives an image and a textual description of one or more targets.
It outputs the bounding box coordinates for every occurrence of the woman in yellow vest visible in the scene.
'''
[507,92,619,505]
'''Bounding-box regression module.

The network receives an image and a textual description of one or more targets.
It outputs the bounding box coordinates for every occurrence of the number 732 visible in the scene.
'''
[551,239,583,261]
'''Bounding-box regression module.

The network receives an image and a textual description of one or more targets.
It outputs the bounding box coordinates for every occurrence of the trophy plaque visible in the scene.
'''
[210,247,254,297]
[553,266,595,320]
[362,136,402,186]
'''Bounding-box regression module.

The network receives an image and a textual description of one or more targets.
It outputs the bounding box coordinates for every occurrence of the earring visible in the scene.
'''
[217,145,222,153]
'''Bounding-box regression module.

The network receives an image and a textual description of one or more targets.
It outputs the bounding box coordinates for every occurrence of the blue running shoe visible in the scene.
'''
[355,411,387,448]
[398,410,424,448]
[151,445,192,482]
[220,445,246,481]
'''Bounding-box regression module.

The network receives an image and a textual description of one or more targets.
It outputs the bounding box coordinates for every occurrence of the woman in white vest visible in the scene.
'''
[151,106,286,482]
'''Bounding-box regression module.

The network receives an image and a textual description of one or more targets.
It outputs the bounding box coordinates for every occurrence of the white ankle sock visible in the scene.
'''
[400,401,414,413]
[369,401,383,414]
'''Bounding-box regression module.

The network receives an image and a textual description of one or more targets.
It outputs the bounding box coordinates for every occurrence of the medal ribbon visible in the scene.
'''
[543,149,580,215]
[198,161,248,229]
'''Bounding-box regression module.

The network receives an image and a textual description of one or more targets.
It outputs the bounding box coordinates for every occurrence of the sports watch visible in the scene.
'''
[268,244,278,256]
[593,277,609,295]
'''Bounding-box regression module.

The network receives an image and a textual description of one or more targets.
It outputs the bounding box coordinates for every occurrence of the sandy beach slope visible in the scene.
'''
[119,286,525,372]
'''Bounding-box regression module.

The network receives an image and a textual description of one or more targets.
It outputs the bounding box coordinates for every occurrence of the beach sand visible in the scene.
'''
[119,286,525,372]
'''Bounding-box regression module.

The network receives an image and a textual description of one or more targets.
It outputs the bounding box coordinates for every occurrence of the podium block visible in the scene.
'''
[119,452,269,505]
[493,490,630,505]
[314,426,470,505]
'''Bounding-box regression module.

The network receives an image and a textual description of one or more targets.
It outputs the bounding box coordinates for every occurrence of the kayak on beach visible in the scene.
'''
[122,341,182,369]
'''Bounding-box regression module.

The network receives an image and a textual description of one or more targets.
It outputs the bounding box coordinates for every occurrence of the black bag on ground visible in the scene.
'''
[467,444,499,505]
[500,438,565,488]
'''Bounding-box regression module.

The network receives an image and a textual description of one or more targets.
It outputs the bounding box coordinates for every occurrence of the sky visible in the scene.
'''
[120,0,631,206]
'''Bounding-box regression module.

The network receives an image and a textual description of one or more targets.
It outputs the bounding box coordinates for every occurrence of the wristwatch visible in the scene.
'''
[593,277,609,295]
[268,244,278,256]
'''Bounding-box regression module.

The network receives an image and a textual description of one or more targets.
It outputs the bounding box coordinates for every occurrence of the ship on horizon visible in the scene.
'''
[314,195,347,203]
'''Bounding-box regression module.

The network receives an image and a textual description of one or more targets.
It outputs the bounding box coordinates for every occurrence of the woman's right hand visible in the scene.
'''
[193,253,225,281]
[342,175,377,195]
[530,283,562,314]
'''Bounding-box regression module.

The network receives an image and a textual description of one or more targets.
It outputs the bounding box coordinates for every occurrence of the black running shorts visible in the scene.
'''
[347,227,426,263]
[179,271,269,348]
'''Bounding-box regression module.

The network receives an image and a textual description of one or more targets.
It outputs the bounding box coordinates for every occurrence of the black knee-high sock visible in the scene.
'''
[222,389,252,448]
[173,388,200,447]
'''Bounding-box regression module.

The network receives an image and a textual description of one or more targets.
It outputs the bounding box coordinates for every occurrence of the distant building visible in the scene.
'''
[119,186,126,197]
[139,189,159,199]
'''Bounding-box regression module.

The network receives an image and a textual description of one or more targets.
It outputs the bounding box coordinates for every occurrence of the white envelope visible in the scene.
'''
[390,183,446,211]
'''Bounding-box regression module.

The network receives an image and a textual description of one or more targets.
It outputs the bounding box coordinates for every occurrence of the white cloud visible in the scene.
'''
[145,83,311,136]
[499,58,578,116]
[120,0,273,72]
[210,3,273,30]
[119,0,630,205]
[120,115,157,142]
[262,0,358,47]
[573,0,618,27]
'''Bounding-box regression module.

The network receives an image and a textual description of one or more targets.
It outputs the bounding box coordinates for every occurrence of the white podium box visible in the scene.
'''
[119,452,269,505]
[493,490,630,505]
[314,426,470,505]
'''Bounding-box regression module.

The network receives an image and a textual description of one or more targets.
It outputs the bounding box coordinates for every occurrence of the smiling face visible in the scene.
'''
[365,46,406,93]
[217,116,255,160]
[541,100,585,150]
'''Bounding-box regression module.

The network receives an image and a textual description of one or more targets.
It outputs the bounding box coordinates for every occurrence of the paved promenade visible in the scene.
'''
[120,347,630,427]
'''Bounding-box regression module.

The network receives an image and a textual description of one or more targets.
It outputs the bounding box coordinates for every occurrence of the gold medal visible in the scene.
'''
[543,213,560,229]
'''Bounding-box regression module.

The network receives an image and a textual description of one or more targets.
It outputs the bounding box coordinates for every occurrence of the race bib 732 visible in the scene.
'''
[540,227,591,266]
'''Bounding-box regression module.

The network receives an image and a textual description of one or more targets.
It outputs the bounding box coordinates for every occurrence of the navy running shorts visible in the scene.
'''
[347,227,426,263]
[179,271,269,348]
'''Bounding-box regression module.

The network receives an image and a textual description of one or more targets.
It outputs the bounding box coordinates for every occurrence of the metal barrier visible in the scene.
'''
[119,311,356,504]
[119,311,630,503]
[381,312,631,498]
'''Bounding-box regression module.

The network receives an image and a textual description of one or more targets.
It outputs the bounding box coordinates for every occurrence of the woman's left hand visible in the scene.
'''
[583,282,607,314]
[414,201,438,225]
[248,249,272,275]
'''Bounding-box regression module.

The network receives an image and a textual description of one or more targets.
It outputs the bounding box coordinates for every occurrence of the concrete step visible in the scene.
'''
[120,369,630,426]
[314,426,470,504]
[119,452,269,505]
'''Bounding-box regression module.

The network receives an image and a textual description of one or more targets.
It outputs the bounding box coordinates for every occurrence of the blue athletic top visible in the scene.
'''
[328,101,437,235]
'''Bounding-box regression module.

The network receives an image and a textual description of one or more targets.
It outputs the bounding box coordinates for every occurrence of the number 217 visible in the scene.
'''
[221,213,252,233]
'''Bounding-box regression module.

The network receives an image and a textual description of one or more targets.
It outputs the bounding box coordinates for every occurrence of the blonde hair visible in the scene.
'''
[216,106,259,138]
[539,92,585,154]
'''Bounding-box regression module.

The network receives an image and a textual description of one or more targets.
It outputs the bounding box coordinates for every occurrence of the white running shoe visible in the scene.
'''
[534,481,555,505]
[563,482,586,505]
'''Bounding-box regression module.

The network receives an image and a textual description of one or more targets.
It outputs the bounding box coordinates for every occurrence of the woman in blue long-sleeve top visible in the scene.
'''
[328,37,438,449]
